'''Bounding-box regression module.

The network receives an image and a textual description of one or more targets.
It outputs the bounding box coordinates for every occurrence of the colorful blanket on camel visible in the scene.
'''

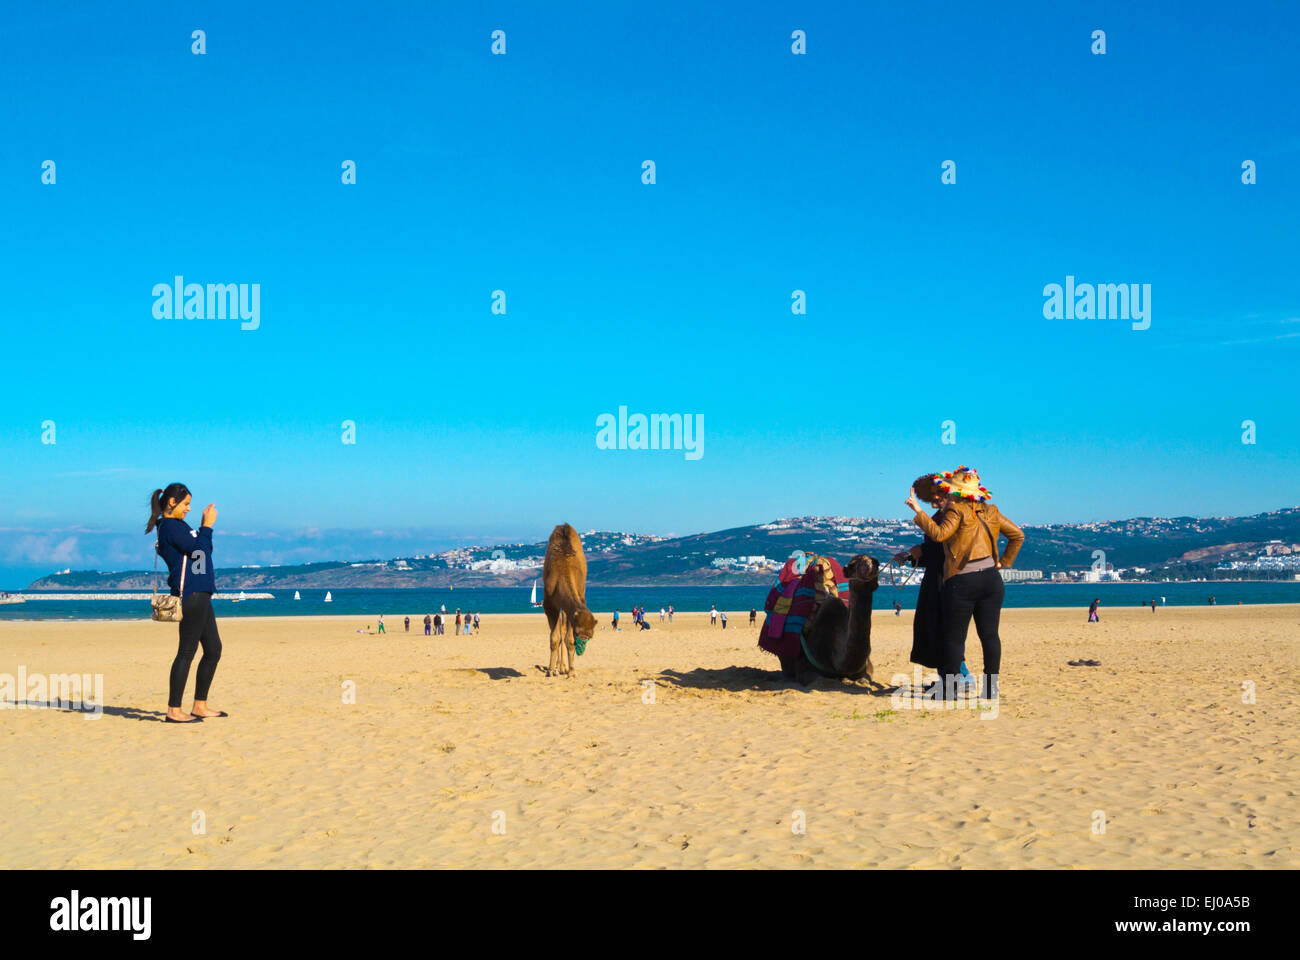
[758,550,850,661]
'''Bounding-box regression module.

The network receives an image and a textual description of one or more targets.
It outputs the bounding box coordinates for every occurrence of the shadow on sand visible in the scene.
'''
[2,700,164,721]
[477,667,526,680]
[653,667,898,696]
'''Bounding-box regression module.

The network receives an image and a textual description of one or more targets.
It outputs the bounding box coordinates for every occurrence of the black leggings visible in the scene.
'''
[939,567,1004,697]
[169,592,222,708]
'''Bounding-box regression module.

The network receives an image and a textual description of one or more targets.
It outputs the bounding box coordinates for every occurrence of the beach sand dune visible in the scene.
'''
[2,606,1296,868]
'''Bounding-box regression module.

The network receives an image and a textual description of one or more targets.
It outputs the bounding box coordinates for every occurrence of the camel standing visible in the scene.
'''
[542,523,598,677]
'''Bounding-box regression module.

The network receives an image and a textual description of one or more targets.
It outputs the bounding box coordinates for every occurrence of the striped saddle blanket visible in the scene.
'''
[758,551,849,660]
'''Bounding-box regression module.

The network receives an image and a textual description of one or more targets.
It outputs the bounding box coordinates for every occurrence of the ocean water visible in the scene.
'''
[2,581,1299,621]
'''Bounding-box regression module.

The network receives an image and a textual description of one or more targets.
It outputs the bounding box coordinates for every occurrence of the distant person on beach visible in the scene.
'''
[455,611,462,632]
[148,483,225,724]
[637,616,650,631]
[441,604,446,614]
[424,614,432,636]
[907,467,1024,701]
[661,606,666,621]
[749,608,757,625]
[473,612,480,633]
[612,610,620,630]
[1208,595,1216,605]
[668,605,674,622]
[434,613,443,635]
[720,610,728,629]
[377,615,386,634]
[404,616,410,633]
[710,605,717,626]
[1088,599,1100,622]
[893,600,902,616]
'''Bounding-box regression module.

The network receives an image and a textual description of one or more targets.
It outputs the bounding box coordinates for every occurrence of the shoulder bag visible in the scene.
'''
[151,531,187,622]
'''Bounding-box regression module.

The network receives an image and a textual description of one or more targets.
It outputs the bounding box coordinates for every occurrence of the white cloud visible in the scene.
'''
[6,534,81,566]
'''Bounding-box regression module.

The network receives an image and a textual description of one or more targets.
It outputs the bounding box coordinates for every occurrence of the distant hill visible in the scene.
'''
[25,507,1300,590]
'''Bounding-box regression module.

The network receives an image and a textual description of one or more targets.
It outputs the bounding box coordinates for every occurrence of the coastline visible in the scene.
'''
[3,601,1299,622]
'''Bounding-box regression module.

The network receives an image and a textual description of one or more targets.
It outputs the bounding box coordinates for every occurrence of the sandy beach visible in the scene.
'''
[2,605,1296,869]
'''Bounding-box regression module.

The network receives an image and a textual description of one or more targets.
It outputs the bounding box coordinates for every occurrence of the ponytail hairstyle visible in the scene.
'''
[146,482,191,533]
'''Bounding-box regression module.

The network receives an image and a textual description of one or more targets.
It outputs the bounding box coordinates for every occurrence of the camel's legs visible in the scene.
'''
[847,657,874,683]
[548,610,568,677]
[794,657,820,686]
[564,618,577,678]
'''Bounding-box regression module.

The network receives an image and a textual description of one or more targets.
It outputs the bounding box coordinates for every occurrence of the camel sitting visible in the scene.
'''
[780,554,880,685]
[542,523,598,678]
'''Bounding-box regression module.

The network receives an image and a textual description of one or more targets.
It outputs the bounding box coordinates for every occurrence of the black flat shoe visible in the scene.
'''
[164,715,203,723]
[198,711,228,718]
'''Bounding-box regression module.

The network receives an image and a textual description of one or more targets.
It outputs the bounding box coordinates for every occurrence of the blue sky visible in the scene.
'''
[1,1,1297,586]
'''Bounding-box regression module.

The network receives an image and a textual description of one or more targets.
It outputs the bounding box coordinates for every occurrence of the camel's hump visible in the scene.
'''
[547,523,583,553]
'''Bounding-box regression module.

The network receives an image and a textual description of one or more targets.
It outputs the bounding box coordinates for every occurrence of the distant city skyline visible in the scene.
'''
[2,2,1297,586]
[7,503,1300,590]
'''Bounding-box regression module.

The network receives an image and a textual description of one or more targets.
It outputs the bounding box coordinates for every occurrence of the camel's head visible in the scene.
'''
[573,607,598,640]
[845,554,880,588]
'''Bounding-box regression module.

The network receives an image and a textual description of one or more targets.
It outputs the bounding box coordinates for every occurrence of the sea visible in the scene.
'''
[2,581,1299,621]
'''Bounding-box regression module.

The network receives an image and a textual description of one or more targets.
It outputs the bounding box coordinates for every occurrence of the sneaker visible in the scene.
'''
[921,676,972,700]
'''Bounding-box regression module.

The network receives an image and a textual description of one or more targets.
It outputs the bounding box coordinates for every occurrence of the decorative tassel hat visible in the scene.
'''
[937,466,992,503]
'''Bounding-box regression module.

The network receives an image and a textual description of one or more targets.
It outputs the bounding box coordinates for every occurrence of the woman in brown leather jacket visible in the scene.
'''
[905,466,1024,700]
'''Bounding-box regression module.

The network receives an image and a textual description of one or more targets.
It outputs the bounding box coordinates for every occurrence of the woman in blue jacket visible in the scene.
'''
[147,482,226,723]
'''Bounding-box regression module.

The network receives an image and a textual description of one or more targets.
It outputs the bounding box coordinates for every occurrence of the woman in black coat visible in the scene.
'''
[895,474,946,667]
[894,474,971,682]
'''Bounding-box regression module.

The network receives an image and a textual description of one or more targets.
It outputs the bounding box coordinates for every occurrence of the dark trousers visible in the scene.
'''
[938,568,1003,698]
[169,592,222,707]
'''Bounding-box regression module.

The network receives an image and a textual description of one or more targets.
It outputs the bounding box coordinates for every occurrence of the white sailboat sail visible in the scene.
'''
[294,590,301,600]
[530,580,538,605]
[324,591,332,602]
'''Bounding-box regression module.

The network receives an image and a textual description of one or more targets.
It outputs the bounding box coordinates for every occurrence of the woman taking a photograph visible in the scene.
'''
[147,483,226,723]
[905,466,1024,700]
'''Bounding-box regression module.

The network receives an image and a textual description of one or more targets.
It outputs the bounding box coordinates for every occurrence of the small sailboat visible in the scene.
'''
[324,591,333,603]
[294,590,301,600]
[238,590,247,602]
[530,579,541,607]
